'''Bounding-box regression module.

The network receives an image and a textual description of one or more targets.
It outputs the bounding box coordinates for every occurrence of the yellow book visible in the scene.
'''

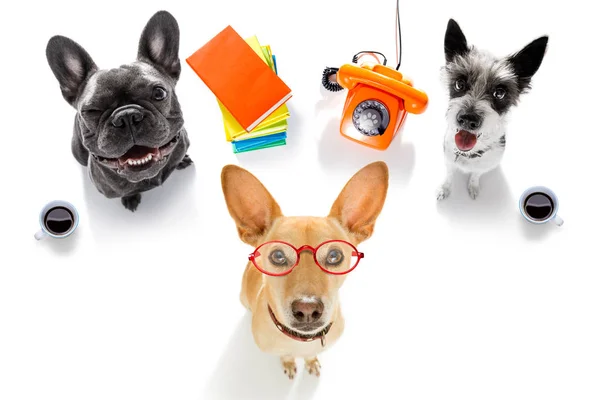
[261,46,272,69]
[218,36,289,141]
[219,100,289,141]
[233,119,288,142]
[247,36,272,69]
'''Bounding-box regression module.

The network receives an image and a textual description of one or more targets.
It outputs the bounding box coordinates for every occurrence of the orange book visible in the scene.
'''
[186,26,292,132]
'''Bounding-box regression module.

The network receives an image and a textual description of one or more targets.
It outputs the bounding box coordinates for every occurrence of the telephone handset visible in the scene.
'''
[324,61,428,150]
[337,63,428,115]
[320,1,428,150]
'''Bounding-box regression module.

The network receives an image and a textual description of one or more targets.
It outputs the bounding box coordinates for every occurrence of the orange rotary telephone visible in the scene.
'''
[321,2,428,150]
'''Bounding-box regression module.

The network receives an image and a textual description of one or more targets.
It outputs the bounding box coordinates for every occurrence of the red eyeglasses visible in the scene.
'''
[248,240,364,277]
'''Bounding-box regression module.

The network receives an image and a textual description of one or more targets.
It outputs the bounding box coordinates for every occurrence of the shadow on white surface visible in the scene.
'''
[317,118,416,186]
[518,216,561,241]
[204,313,320,400]
[314,84,345,116]
[35,230,80,255]
[80,163,199,238]
[436,167,516,226]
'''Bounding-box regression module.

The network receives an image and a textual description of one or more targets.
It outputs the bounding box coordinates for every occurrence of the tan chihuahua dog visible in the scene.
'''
[221,161,389,379]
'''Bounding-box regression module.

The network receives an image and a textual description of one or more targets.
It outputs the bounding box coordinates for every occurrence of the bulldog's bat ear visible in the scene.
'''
[137,10,181,81]
[46,35,98,107]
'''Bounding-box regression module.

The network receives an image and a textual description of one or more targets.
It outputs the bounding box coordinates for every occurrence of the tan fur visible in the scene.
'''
[221,162,389,378]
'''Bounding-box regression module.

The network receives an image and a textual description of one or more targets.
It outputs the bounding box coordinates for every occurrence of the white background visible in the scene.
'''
[1,0,598,399]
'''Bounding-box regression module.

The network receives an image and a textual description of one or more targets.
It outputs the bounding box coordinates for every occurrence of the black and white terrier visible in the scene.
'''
[437,19,548,200]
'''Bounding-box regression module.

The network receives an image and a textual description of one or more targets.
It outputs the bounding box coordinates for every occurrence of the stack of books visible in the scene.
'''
[186,26,292,153]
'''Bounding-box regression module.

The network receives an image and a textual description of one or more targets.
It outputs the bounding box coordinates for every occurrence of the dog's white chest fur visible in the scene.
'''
[438,127,507,200]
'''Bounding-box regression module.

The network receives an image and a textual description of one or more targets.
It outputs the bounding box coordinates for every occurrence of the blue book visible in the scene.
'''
[232,131,287,153]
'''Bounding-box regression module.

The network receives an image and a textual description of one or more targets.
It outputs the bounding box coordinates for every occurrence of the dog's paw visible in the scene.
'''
[437,186,450,201]
[467,182,480,200]
[281,358,297,380]
[121,193,142,211]
[305,357,321,377]
[176,154,193,170]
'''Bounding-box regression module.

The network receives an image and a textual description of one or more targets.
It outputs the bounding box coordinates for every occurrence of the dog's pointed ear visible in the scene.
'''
[508,36,548,92]
[444,19,469,63]
[137,10,181,81]
[221,165,283,247]
[328,161,389,244]
[46,35,98,107]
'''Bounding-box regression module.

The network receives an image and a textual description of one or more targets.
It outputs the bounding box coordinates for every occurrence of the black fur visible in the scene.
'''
[498,135,506,147]
[137,11,182,81]
[447,70,520,116]
[444,19,469,63]
[448,76,468,99]
[455,148,489,159]
[46,11,192,212]
[46,36,98,106]
[121,193,142,212]
[507,36,549,92]
[176,154,193,170]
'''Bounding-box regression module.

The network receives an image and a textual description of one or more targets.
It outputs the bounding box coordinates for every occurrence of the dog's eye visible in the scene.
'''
[269,249,289,266]
[454,79,466,92]
[82,109,103,116]
[152,87,168,101]
[493,87,506,100]
[325,249,344,266]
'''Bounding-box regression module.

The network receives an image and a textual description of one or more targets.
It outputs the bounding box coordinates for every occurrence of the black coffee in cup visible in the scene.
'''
[44,206,74,235]
[523,193,554,221]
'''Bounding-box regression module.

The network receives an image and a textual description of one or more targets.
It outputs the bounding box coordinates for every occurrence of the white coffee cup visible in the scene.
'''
[519,186,563,226]
[34,200,79,240]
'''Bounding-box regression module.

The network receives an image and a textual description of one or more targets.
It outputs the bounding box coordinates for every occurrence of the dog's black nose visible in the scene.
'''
[111,106,144,129]
[457,112,482,130]
[292,298,324,323]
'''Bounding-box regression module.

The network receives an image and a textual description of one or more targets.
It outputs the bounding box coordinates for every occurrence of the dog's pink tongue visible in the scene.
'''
[455,130,477,151]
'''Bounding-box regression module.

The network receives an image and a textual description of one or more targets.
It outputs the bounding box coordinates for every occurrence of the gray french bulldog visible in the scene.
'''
[46,10,192,211]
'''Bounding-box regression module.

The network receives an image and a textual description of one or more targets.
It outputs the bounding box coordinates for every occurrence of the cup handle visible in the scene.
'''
[553,215,564,227]
[34,230,47,241]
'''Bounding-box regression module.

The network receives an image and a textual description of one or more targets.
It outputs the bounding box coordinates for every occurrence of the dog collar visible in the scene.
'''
[268,305,333,347]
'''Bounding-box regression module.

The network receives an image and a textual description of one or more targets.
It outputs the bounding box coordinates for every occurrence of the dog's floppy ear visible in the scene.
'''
[444,19,469,63]
[329,161,389,244]
[137,10,181,81]
[508,36,548,92]
[221,165,283,246]
[46,36,98,107]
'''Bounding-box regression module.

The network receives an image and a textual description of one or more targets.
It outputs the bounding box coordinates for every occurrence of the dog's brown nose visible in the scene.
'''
[292,298,324,323]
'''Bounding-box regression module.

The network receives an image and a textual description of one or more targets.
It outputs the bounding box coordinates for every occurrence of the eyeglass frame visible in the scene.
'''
[248,240,365,277]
